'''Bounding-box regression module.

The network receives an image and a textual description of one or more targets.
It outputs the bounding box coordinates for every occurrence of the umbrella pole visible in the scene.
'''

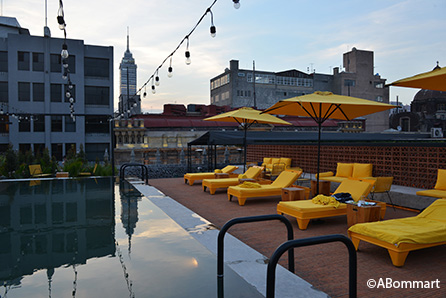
[243,126,247,172]
[316,121,322,194]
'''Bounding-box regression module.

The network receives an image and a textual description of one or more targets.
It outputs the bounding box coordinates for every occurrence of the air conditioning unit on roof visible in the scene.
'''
[431,127,443,138]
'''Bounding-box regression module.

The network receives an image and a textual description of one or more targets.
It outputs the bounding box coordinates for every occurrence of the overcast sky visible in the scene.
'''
[4,0,446,112]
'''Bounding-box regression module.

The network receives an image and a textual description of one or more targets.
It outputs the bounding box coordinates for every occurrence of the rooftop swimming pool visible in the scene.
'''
[0,177,262,297]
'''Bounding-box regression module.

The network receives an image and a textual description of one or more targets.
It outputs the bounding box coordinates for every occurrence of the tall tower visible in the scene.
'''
[119,28,140,117]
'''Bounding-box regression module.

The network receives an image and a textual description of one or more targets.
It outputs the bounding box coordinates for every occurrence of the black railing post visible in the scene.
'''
[266,234,357,298]
[217,215,294,280]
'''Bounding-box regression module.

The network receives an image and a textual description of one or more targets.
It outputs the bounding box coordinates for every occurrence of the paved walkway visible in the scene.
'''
[148,177,445,298]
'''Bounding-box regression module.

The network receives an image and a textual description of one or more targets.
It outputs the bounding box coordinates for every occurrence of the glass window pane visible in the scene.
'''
[85,86,109,105]
[0,51,8,72]
[32,52,44,71]
[18,51,30,70]
[0,81,8,102]
[50,54,61,72]
[50,84,62,102]
[51,115,62,132]
[18,82,30,101]
[84,57,109,78]
[33,83,44,102]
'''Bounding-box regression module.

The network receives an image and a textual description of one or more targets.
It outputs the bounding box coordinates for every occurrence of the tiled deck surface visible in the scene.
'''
[148,177,445,298]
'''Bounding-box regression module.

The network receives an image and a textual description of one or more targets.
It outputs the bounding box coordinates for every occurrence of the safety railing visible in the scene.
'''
[119,163,148,184]
[266,234,357,298]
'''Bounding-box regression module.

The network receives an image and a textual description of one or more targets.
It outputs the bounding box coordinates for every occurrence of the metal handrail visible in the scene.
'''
[217,214,295,279]
[119,163,148,184]
[266,234,357,298]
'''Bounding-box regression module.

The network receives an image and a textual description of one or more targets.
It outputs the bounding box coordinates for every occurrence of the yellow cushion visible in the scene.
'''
[271,158,281,165]
[336,163,353,177]
[271,170,301,188]
[434,169,446,190]
[333,179,372,202]
[221,165,237,173]
[352,163,373,178]
[280,158,291,167]
[263,158,272,164]
[215,169,223,173]
[416,189,446,199]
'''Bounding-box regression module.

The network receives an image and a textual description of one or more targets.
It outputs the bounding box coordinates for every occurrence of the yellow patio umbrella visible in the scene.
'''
[389,64,446,92]
[262,91,396,193]
[204,107,291,171]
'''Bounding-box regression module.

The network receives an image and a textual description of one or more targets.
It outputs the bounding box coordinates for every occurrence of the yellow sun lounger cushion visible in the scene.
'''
[202,166,262,194]
[348,199,446,266]
[277,179,384,230]
[184,165,238,186]
[227,170,302,206]
[416,169,446,199]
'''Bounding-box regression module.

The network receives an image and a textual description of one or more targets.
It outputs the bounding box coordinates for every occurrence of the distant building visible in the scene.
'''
[390,89,446,134]
[210,48,390,132]
[0,17,113,160]
[118,30,140,117]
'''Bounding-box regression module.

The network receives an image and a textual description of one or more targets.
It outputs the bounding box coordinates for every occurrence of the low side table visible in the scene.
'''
[311,180,331,196]
[281,187,306,201]
[347,203,381,228]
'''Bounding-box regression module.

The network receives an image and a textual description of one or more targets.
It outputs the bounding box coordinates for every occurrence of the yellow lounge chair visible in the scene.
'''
[227,170,302,206]
[80,163,98,176]
[348,199,446,267]
[184,165,239,186]
[202,166,263,195]
[416,169,446,199]
[29,165,52,178]
[277,179,386,230]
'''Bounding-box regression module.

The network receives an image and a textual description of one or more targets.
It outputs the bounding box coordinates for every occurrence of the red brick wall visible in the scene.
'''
[247,145,446,188]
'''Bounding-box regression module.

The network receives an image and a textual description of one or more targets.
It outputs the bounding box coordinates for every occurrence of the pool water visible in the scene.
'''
[0,178,262,297]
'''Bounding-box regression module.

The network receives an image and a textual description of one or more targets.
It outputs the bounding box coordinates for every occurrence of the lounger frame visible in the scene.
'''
[348,230,446,267]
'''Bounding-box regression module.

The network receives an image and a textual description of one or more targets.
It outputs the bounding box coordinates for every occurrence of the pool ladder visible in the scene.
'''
[217,214,357,298]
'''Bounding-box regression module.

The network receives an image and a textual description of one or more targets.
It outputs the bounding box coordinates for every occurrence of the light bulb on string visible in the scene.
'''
[167,57,173,78]
[155,70,160,86]
[62,59,69,68]
[62,71,68,80]
[185,37,191,65]
[209,9,216,37]
[233,0,240,9]
[151,78,156,94]
[61,44,69,59]
[143,86,147,98]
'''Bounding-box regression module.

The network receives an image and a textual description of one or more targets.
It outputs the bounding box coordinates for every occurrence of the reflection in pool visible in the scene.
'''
[0,178,262,297]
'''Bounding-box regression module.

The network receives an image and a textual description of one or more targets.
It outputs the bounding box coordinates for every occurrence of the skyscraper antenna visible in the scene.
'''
[127,26,129,52]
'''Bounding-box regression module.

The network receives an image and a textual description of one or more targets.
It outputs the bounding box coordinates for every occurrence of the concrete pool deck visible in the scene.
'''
[143,177,445,298]
[131,180,327,298]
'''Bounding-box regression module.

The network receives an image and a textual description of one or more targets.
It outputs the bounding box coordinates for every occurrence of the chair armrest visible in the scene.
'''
[316,171,334,178]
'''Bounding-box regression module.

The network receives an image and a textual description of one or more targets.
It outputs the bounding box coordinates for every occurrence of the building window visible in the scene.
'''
[376,96,383,102]
[51,116,63,132]
[32,52,44,72]
[437,103,446,111]
[0,51,8,72]
[85,86,109,105]
[18,51,30,70]
[65,116,76,132]
[344,79,355,87]
[0,81,8,102]
[67,55,76,73]
[19,143,31,153]
[84,57,109,78]
[33,83,44,102]
[34,143,45,156]
[19,116,31,132]
[0,115,9,133]
[85,115,109,133]
[64,84,75,102]
[18,82,30,101]
[33,115,45,132]
[50,54,61,72]
[51,143,63,161]
[374,82,384,89]
[65,143,76,156]
[50,84,62,102]
[85,143,109,161]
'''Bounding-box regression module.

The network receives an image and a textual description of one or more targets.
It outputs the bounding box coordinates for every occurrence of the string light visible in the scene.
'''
[155,70,160,86]
[151,78,156,94]
[209,9,216,37]
[135,0,240,97]
[167,57,173,78]
[185,37,191,65]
